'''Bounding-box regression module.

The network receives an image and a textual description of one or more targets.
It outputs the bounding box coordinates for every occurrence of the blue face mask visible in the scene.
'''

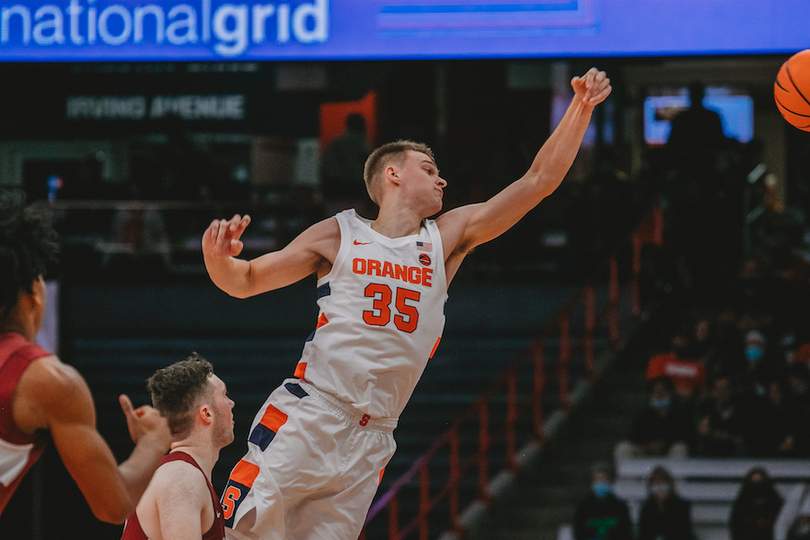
[651,397,671,409]
[746,346,764,362]
[593,482,613,498]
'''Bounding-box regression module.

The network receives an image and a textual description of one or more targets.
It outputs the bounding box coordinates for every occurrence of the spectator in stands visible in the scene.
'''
[792,343,810,367]
[320,113,373,214]
[646,332,706,400]
[103,181,171,277]
[689,315,715,366]
[784,363,810,457]
[615,376,693,459]
[661,83,730,292]
[666,82,726,177]
[739,331,780,396]
[768,241,810,331]
[638,465,694,540]
[694,374,748,457]
[574,461,634,540]
[774,482,810,540]
[704,308,744,380]
[717,315,776,389]
[730,467,783,540]
[744,330,769,368]
[752,377,797,457]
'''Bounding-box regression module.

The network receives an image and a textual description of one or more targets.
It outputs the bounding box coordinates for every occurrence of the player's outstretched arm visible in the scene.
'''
[202,214,339,299]
[14,357,172,524]
[438,68,611,261]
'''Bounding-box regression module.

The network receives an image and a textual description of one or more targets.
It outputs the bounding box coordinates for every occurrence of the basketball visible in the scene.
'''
[774,49,810,131]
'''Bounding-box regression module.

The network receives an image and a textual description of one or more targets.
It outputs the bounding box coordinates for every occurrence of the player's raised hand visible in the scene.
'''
[202,214,252,259]
[119,394,172,449]
[571,67,612,106]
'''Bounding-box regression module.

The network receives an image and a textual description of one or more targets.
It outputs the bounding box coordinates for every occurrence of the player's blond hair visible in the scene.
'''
[363,140,435,205]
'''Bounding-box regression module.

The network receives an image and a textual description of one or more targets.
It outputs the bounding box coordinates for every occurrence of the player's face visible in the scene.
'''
[209,375,235,447]
[400,151,446,214]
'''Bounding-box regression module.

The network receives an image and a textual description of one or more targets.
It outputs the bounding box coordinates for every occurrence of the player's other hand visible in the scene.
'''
[202,214,251,259]
[119,394,172,450]
[571,68,612,106]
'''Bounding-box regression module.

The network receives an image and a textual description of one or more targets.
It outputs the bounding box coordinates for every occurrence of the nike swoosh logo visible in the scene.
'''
[353,240,373,245]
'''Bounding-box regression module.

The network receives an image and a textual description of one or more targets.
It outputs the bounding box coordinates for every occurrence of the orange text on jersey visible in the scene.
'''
[352,258,433,287]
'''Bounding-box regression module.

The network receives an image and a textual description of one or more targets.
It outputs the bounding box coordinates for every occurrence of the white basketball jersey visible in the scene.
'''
[295,209,448,418]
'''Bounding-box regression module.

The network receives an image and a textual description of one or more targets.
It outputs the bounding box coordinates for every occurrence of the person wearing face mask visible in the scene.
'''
[638,466,694,540]
[739,330,776,393]
[730,467,783,540]
[615,376,694,459]
[573,462,634,540]
[745,331,767,364]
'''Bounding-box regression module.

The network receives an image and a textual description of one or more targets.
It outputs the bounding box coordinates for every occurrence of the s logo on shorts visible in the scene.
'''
[222,460,260,527]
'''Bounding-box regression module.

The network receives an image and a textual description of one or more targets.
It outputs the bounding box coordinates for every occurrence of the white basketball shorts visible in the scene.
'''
[221,378,397,540]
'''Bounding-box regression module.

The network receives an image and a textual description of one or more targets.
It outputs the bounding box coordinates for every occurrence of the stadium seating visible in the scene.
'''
[612,458,810,540]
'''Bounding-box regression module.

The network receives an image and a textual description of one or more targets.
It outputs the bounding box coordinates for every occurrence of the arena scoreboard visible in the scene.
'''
[0,0,807,61]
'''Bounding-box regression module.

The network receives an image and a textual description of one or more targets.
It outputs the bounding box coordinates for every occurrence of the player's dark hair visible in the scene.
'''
[147,352,213,437]
[0,189,59,319]
[363,140,435,204]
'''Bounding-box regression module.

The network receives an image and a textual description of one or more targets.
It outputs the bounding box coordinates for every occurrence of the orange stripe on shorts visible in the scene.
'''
[429,337,441,359]
[230,460,260,488]
[259,404,288,433]
[315,313,329,329]
[294,362,307,379]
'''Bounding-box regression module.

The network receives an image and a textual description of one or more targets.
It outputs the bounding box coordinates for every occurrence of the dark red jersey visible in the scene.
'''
[0,332,50,515]
[121,452,226,540]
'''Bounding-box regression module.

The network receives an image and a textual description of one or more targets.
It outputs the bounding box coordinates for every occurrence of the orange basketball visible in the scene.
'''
[775,50,810,132]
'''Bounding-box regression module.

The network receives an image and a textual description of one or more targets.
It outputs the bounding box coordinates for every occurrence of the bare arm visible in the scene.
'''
[202,214,339,299]
[438,68,612,274]
[14,357,172,524]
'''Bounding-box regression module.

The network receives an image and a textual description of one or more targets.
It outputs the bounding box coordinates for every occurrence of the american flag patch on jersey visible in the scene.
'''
[416,241,432,252]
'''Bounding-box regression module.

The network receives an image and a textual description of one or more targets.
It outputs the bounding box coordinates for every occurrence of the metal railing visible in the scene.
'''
[360,205,664,540]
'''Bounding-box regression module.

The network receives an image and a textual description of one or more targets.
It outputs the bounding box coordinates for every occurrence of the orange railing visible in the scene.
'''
[360,205,664,540]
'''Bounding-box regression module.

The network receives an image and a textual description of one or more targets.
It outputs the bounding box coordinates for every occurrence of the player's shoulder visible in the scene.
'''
[152,459,209,501]
[15,355,94,430]
[19,355,88,404]
[296,215,342,250]
[305,214,341,235]
[159,458,205,480]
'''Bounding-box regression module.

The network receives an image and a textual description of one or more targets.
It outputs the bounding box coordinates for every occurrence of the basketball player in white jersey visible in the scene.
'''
[203,67,612,540]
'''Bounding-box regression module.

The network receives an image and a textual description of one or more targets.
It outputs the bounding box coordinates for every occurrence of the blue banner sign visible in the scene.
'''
[0,0,808,61]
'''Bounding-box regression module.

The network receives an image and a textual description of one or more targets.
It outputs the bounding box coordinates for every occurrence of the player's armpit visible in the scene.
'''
[21,358,138,523]
[437,178,541,256]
